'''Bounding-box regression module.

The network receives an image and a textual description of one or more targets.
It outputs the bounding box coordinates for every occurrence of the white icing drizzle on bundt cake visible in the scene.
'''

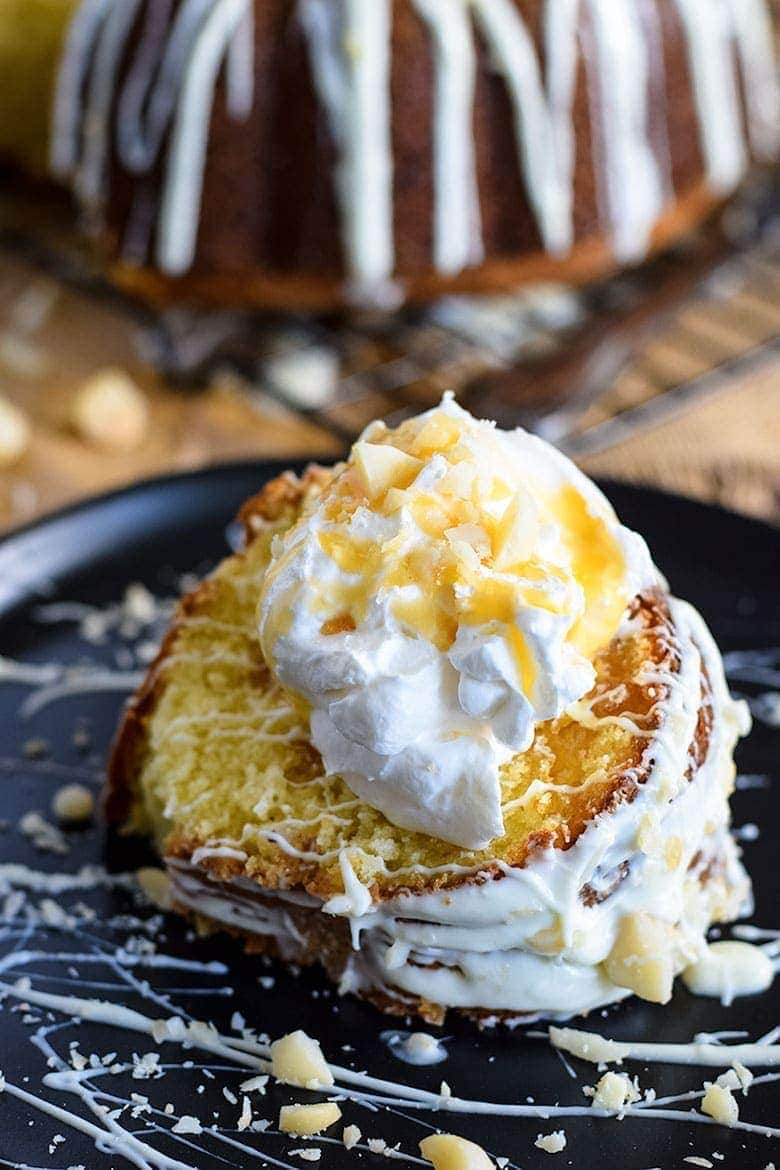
[50,0,779,297]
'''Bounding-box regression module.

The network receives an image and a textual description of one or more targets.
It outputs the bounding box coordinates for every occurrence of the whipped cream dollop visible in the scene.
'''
[258,397,657,848]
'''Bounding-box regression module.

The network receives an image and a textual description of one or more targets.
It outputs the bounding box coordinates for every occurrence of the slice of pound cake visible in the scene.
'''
[107,398,751,1023]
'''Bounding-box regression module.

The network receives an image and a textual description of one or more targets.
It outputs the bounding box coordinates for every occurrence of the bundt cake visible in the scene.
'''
[107,399,752,1023]
[1,0,779,308]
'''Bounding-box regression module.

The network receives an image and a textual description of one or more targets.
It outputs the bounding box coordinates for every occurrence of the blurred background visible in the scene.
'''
[0,0,778,532]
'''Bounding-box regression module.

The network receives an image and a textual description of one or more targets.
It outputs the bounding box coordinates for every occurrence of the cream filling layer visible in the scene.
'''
[169,599,750,1018]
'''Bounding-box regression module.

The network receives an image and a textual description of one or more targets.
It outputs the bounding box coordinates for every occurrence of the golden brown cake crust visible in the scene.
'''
[107,467,712,904]
[108,178,722,312]
[105,465,331,829]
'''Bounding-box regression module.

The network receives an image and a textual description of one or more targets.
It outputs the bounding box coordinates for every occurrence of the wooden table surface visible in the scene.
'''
[0,243,777,534]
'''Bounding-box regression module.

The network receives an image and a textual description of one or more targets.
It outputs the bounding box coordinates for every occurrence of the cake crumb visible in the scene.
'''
[535,1131,567,1155]
[19,811,68,855]
[23,738,49,760]
[52,784,94,826]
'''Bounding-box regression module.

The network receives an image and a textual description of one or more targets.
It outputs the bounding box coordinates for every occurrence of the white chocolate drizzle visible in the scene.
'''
[51,0,254,277]
[299,0,395,299]
[170,596,753,1018]
[583,0,664,261]
[410,0,483,275]
[0,576,776,1166]
[551,1024,780,1070]
[49,0,779,289]
[157,0,254,275]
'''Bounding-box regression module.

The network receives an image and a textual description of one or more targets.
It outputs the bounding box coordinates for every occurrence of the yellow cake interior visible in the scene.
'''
[114,470,678,902]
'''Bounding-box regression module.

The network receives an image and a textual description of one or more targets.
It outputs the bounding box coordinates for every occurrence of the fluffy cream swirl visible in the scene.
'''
[258,397,656,848]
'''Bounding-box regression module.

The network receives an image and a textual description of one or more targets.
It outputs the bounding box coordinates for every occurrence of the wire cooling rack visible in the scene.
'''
[0,171,779,460]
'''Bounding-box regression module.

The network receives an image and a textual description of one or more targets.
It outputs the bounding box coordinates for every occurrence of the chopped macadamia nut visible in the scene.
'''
[590,1071,640,1111]
[172,1116,203,1135]
[701,1083,739,1127]
[716,1063,754,1094]
[419,1133,494,1169]
[51,783,94,825]
[0,396,30,468]
[240,1074,269,1094]
[535,1131,567,1155]
[604,913,674,1003]
[136,867,173,911]
[278,1102,341,1136]
[71,368,149,452]
[343,1124,362,1149]
[237,1096,252,1131]
[549,1026,630,1065]
[271,1030,334,1089]
[492,495,538,570]
[353,441,421,498]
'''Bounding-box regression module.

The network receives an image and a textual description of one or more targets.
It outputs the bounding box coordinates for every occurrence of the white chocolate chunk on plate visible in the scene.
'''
[420,1133,494,1169]
[590,1071,639,1110]
[701,1082,739,1126]
[271,1030,334,1089]
[278,1102,341,1136]
[342,1124,362,1149]
[604,912,675,1003]
[136,867,173,911]
[51,783,94,825]
[535,1131,567,1154]
[0,395,31,467]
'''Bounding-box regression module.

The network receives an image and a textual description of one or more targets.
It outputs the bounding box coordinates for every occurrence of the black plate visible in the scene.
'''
[0,462,778,1170]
